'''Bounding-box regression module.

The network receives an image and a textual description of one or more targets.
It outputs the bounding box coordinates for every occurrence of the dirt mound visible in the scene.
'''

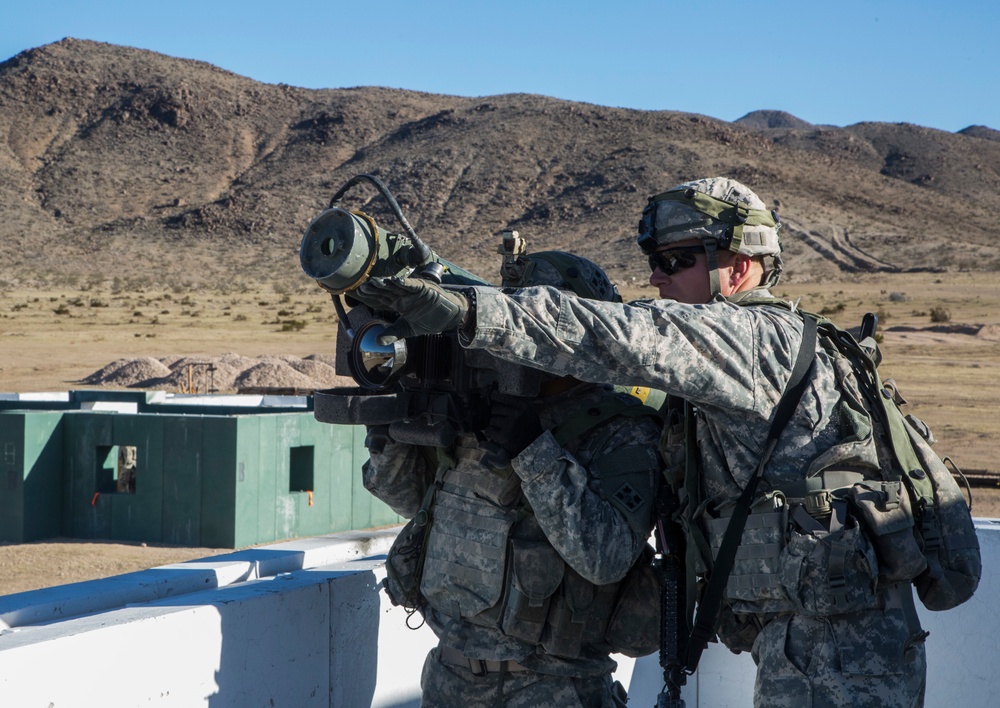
[81,357,173,387]
[233,362,323,390]
[80,353,353,393]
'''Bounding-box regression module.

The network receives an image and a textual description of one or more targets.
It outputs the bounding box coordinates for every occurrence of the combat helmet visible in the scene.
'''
[637,177,783,296]
[501,250,622,303]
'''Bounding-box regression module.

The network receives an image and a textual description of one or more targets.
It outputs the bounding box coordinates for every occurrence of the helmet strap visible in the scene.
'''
[703,237,722,298]
[762,253,783,289]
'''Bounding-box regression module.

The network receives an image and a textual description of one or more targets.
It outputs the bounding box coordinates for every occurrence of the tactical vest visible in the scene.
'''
[384,389,663,659]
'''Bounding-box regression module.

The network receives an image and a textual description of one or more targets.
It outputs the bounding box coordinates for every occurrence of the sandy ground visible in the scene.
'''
[0,539,228,596]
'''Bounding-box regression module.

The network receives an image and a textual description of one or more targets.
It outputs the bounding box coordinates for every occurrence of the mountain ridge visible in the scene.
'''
[2,38,998,290]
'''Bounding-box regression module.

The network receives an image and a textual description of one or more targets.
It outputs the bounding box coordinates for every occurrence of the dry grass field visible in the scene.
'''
[0,271,998,596]
[773,271,1000,478]
[0,279,341,392]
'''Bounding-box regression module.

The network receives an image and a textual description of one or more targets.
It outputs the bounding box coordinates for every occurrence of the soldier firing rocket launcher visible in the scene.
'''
[299,174,549,449]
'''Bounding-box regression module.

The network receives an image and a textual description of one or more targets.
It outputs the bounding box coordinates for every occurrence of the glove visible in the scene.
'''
[344,288,388,310]
[357,276,470,344]
[485,396,543,459]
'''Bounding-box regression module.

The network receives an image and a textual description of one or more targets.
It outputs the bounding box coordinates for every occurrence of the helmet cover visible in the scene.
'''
[637,177,781,258]
[502,251,622,303]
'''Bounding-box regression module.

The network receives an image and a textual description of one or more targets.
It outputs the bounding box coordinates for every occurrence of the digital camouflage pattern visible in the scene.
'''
[362,381,661,705]
[460,285,927,707]
[753,611,925,707]
[420,647,628,708]
[644,177,781,257]
[500,251,622,303]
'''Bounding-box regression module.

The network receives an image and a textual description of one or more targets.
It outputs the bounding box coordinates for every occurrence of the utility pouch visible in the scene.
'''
[605,544,661,657]
[714,606,765,654]
[779,515,881,617]
[541,569,617,658]
[848,480,927,586]
[704,494,789,604]
[383,514,430,610]
[904,426,981,611]
[420,486,516,621]
[500,539,564,644]
[383,456,449,613]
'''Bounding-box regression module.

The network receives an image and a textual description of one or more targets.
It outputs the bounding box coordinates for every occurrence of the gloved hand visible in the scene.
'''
[344,288,388,310]
[357,276,470,344]
[485,396,543,459]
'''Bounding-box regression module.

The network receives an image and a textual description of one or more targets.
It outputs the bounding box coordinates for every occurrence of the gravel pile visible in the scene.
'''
[80,353,354,393]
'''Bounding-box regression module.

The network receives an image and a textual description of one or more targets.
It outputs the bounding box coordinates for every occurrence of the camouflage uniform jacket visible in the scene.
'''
[462,286,889,612]
[363,382,662,677]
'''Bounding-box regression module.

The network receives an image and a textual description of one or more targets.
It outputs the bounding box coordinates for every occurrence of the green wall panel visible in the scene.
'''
[201,417,237,548]
[110,415,165,543]
[349,423,371,530]
[293,416,329,539]
[266,416,287,543]
[237,416,265,547]
[23,413,66,541]
[327,423,359,533]
[0,414,26,542]
[162,416,203,546]
[64,413,114,539]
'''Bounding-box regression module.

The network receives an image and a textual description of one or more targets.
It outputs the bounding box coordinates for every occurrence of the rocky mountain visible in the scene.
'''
[2,38,999,291]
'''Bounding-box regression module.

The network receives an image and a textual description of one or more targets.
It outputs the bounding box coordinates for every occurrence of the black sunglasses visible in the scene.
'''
[647,246,704,275]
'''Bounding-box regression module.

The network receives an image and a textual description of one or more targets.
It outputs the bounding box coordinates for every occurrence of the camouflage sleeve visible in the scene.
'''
[465,285,801,415]
[512,416,661,585]
[361,439,432,519]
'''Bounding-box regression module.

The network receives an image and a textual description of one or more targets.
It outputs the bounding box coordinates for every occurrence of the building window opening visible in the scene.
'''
[289,446,314,493]
[96,445,138,494]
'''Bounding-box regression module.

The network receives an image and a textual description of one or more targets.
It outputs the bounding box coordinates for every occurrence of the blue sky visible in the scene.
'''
[3,0,997,133]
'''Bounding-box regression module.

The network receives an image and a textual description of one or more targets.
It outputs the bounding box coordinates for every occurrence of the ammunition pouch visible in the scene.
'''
[503,542,660,659]
[701,470,936,619]
[501,539,565,644]
[847,480,927,585]
[780,507,880,616]
[715,607,769,654]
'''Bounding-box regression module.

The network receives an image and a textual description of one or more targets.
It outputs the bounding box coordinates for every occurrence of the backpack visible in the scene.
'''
[816,314,981,610]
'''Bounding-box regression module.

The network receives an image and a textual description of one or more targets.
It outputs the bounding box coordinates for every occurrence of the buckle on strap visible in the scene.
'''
[438,645,530,674]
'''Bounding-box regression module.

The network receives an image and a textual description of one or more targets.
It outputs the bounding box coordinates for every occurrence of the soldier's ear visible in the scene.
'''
[729,254,757,290]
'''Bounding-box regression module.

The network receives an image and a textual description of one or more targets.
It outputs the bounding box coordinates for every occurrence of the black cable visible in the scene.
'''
[328,173,431,266]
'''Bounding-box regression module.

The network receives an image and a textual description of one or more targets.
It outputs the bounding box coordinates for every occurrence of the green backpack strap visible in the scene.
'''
[811,321,935,508]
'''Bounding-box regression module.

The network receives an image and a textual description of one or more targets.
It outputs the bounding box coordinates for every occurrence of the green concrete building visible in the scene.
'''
[0,392,399,547]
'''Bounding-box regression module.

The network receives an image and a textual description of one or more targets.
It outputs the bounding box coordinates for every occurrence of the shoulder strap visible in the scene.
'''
[684,315,817,673]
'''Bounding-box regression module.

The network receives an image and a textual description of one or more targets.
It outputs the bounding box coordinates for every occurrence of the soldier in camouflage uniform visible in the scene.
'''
[360,178,928,707]
[362,252,663,708]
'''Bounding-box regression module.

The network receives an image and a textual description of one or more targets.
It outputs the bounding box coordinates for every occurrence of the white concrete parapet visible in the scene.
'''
[1,522,997,706]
